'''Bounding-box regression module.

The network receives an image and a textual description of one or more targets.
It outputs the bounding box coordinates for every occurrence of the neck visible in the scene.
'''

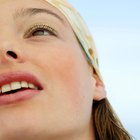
[52,119,96,140]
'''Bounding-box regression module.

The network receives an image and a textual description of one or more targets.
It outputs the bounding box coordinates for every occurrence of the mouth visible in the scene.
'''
[0,72,43,105]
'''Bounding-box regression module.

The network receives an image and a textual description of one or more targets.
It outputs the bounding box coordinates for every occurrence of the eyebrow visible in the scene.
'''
[14,8,64,24]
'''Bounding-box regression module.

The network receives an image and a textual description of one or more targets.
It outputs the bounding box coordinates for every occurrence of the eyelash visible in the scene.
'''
[24,24,58,38]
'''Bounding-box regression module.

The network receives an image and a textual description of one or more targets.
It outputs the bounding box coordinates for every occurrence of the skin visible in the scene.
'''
[0,0,106,140]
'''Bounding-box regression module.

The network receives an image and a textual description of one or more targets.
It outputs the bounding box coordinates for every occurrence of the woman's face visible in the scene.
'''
[0,0,105,139]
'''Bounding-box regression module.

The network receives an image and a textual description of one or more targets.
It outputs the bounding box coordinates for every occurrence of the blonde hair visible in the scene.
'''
[93,98,133,140]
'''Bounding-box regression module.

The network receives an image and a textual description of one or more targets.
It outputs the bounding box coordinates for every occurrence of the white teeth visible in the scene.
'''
[28,83,38,90]
[21,81,28,88]
[28,83,35,88]
[0,81,38,94]
[11,82,21,90]
[1,84,11,93]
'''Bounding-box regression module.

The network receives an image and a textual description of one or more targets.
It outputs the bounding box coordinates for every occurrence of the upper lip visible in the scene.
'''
[0,71,43,90]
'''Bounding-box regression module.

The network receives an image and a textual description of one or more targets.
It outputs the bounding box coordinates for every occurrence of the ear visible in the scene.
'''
[92,74,107,101]
[89,66,107,101]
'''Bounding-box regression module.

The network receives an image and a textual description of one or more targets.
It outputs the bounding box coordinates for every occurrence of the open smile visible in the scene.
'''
[0,71,43,105]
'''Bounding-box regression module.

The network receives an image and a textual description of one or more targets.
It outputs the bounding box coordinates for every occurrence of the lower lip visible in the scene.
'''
[0,89,41,105]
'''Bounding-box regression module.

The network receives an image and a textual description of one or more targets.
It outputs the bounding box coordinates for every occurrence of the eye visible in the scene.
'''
[24,24,58,38]
[33,29,49,36]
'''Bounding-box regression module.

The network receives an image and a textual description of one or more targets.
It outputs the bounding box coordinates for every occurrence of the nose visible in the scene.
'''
[0,42,25,64]
[6,50,18,59]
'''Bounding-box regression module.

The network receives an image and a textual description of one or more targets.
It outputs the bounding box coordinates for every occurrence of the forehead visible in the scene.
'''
[0,0,54,8]
[0,0,67,23]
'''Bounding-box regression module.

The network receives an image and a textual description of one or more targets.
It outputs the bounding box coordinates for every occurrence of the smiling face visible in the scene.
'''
[0,0,106,140]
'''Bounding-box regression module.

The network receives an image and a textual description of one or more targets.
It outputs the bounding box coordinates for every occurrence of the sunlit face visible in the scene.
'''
[0,0,105,140]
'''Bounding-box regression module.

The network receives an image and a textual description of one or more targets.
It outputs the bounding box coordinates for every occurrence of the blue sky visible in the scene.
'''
[69,0,140,139]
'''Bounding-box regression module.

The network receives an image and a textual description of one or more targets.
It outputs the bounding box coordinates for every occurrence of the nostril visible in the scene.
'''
[6,51,17,59]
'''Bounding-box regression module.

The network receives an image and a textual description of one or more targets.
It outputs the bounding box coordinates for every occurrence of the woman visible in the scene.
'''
[0,0,132,139]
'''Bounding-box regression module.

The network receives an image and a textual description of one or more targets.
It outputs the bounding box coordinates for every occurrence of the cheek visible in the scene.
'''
[26,43,93,114]
[48,46,93,121]
[45,46,92,109]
